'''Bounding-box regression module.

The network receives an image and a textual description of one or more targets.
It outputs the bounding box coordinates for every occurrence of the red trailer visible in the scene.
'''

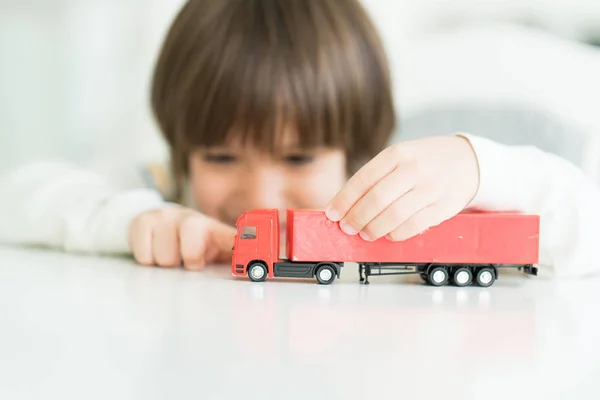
[231,208,540,287]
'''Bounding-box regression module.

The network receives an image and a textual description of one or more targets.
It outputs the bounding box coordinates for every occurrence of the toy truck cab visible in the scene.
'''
[231,209,279,281]
[231,209,343,284]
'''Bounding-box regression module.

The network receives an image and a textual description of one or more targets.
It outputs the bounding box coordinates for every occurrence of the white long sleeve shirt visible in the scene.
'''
[1,134,599,278]
[463,134,600,279]
[0,161,166,255]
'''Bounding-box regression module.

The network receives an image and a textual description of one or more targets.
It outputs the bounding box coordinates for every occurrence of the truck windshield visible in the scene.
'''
[240,226,256,239]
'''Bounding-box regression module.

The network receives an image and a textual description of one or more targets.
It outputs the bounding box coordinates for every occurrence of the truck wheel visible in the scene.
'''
[248,262,267,282]
[452,267,472,287]
[428,267,449,286]
[315,264,336,285]
[475,267,495,287]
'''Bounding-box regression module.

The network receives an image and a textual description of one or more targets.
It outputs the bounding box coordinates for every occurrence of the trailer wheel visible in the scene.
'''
[315,264,336,285]
[428,267,449,286]
[248,262,267,282]
[452,267,472,287]
[475,267,495,287]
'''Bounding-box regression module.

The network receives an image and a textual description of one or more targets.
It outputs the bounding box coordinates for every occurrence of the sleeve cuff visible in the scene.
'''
[457,132,522,211]
[70,188,172,255]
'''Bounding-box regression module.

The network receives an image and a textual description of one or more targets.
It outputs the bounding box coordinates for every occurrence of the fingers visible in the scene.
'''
[129,208,184,268]
[179,214,236,269]
[208,219,237,263]
[179,214,209,270]
[359,186,432,241]
[129,213,156,266]
[337,168,415,236]
[152,217,181,267]
[325,145,401,221]
[129,208,236,270]
[386,202,456,242]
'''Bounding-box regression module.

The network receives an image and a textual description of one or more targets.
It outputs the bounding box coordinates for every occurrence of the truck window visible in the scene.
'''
[240,226,257,239]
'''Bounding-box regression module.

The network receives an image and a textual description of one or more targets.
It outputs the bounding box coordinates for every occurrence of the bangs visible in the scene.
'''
[152,0,395,172]
[178,0,368,153]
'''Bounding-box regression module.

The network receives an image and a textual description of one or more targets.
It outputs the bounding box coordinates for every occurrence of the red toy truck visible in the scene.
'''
[231,209,540,287]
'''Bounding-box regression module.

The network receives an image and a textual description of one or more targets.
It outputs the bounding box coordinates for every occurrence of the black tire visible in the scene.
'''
[428,266,449,286]
[452,267,473,287]
[475,267,495,287]
[315,264,336,285]
[247,262,267,282]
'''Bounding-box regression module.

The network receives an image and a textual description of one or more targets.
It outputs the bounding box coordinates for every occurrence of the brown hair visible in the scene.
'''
[151,0,396,201]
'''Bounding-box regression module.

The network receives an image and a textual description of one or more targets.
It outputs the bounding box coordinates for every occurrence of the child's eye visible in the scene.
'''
[283,154,315,165]
[202,154,237,164]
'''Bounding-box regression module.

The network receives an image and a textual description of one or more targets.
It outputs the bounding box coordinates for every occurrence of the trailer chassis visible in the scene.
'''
[358,262,538,287]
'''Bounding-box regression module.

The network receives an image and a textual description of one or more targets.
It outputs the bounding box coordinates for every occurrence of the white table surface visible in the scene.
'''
[1,245,599,400]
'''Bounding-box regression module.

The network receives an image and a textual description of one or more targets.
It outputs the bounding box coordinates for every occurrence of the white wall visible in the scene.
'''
[0,0,184,173]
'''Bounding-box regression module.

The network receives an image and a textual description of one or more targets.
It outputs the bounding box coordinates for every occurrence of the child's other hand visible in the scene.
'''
[128,207,236,270]
[325,135,479,242]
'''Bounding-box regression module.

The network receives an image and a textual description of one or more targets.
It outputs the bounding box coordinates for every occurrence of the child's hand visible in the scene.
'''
[128,207,236,270]
[325,135,479,241]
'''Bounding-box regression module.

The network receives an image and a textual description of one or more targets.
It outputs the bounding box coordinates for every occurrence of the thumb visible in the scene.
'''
[179,213,235,269]
[207,218,237,263]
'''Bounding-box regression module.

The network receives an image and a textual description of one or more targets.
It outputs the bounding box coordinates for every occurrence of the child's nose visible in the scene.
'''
[238,167,286,211]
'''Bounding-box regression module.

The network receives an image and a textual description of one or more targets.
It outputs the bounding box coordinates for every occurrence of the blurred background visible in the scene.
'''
[1,0,600,187]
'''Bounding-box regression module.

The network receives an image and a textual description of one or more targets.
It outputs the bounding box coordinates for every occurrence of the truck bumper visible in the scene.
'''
[233,264,245,275]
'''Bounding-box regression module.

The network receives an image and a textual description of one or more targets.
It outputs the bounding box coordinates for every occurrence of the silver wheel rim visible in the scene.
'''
[479,270,493,285]
[319,268,333,281]
[432,270,446,284]
[456,270,470,285]
[251,265,264,279]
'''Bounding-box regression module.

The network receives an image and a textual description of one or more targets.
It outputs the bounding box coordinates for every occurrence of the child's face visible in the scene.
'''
[188,130,347,228]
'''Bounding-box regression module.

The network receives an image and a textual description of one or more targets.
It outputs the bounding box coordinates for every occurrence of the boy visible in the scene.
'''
[1,0,599,278]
